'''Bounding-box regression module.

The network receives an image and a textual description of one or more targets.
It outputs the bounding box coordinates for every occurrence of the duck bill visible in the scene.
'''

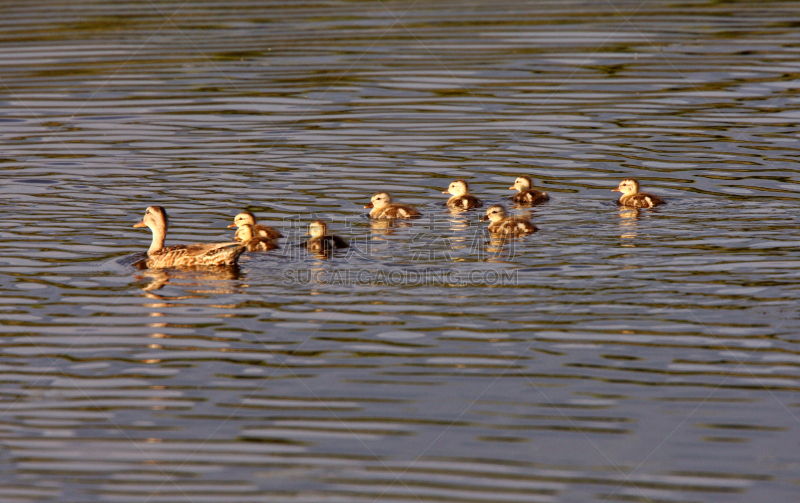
[611,188,621,192]
[227,223,237,228]
[508,186,516,190]
[364,202,374,209]
[441,190,450,194]
[133,221,146,228]
[479,215,489,222]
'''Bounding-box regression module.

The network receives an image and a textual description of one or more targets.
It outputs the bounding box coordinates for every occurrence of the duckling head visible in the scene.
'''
[509,175,532,192]
[480,204,508,223]
[228,211,256,229]
[613,178,640,196]
[308,220,328,238]
[443,179,469,197]
[364,192,392,209]
[235,223,256,241]
[134,206,169,233]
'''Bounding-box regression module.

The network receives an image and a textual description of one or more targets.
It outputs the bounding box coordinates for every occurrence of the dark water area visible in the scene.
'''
[1,0,800,501]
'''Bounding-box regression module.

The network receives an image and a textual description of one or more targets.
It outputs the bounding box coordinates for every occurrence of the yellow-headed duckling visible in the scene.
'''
[442,179,482,210]
[235,223,279,252]
[509,175,549,205]
[228,211,282,240]
[613,178,665,208]
[134,206,245,268]
[480,204,537,235]
[364,192,421,219]
[305,220,349,253]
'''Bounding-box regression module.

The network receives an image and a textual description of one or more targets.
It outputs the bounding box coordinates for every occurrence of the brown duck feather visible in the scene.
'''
[447,194,483,209]
[511,189,549,206]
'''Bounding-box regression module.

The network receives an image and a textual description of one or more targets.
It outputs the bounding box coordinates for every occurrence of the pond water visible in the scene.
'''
[1,0,800,501]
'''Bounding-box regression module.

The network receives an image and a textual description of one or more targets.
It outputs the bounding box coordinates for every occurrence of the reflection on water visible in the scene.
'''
[136,265,242,293]
[1,0,800,501]
[618,207,640,242]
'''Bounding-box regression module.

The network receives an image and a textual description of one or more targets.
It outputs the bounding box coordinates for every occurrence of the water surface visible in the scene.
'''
[1,0,800,501]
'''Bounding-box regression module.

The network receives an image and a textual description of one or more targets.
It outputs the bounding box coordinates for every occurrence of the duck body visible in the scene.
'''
[480,204,537,236]
[228,211,282,240]
[243,238,278,252]
[305,220,349,253]
[443,180,482,210]
[447,194,483,209]
[613,179,665,208]
[144,243,246,268]
[511,190,549,205]
[509,176,549,206]
[235,224,279,252]
[135,206,245,268]
[365,192,421,219]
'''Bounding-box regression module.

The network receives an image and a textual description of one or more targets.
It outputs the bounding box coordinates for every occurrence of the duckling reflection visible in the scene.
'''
[368,217,414,237]
[619,207,641,243]
[444,212,474,258]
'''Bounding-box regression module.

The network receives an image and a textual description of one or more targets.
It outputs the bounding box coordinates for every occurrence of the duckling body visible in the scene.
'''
[613,179,665,208]
[480,204,537,236]
[228,211,282,240]
[235,224,279,252]
[509,176,549,206]
[134,206,245,268]
[305,220,349,253]
[365,192,421,219]
[443,179,482,210]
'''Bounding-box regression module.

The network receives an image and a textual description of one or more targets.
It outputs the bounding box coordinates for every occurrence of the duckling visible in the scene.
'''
[364,192,421,219]
[480,204,537,235]
[613,178,665,208]
[509,175,549,205]
[304,220,349,253]
[134,206,245,268]
[235,223,279,252]
[228,211,282,240]
[442,179,482,210]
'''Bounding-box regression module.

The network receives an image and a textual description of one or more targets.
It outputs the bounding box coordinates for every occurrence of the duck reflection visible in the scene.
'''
[134,265,243,295]
[618,207,641,244]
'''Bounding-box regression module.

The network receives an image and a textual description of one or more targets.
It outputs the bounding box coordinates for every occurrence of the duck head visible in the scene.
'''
[613,178,640,196]
[443,179,469,197]
[228,211,256,229]
[480,204,508,223]
[364,192,392,209]
[308,220,328,238]
[510,175,533,192]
